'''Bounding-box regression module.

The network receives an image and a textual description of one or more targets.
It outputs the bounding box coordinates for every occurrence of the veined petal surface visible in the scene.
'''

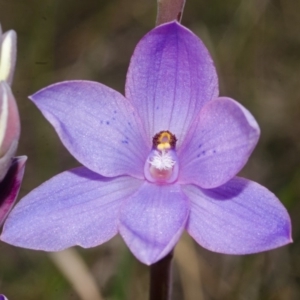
[126,22,218,146]
[179,97,260,188]
[183,177,292,254]
[1,167,143,251]
[119,182,189,265]
[0,156,26,225]
[30,81,150,179]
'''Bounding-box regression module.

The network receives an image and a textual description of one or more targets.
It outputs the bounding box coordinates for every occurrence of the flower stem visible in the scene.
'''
[156,0,186,26]
[149,251,173,300]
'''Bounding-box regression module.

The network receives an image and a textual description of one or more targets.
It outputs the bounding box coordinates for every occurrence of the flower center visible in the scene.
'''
[144,131,179,183]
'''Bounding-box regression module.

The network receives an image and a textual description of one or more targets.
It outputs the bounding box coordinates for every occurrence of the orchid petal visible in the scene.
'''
[179,97,260,188]
[183,177,292,254]
[0,28,17,85]
[1,167,143,251]
[30,81,149,179]
[0,295,8,300]
[126,21,218,146]
[0,156,26,225]
[119,182,189,265]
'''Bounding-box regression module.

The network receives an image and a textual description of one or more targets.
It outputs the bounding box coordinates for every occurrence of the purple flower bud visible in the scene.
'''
[0,23,25,227]
[0,82,20,181]
[0,24,17,85]
[0,156,26,226]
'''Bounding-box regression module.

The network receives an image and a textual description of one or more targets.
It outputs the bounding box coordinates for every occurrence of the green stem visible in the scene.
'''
[156,0,186,26]
[149,251,174,300]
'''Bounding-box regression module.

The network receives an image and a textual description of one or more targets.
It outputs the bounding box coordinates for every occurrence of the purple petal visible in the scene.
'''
[119,182,189,265]
[0,156,26,225]
[183,177,292,254]
[126,22,218,146]
[1,167,143,251]
[30,81,150,179]
[178,97,260,188]
[0,295,8,300]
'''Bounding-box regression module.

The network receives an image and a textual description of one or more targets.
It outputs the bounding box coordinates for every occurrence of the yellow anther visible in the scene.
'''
[152,130,177,150]
[157,142,171,151]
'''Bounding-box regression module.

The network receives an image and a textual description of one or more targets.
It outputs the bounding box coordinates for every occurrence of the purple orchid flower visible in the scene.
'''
[1,22,291,265]
[0,294,8,300]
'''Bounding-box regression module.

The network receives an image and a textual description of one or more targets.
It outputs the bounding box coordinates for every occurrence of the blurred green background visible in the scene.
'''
[1,0,300,299]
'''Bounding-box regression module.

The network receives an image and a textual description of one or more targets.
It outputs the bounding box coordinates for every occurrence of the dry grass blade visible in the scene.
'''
[49,248,103,300]
[175,233,204,300]
[156,0,186,26]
